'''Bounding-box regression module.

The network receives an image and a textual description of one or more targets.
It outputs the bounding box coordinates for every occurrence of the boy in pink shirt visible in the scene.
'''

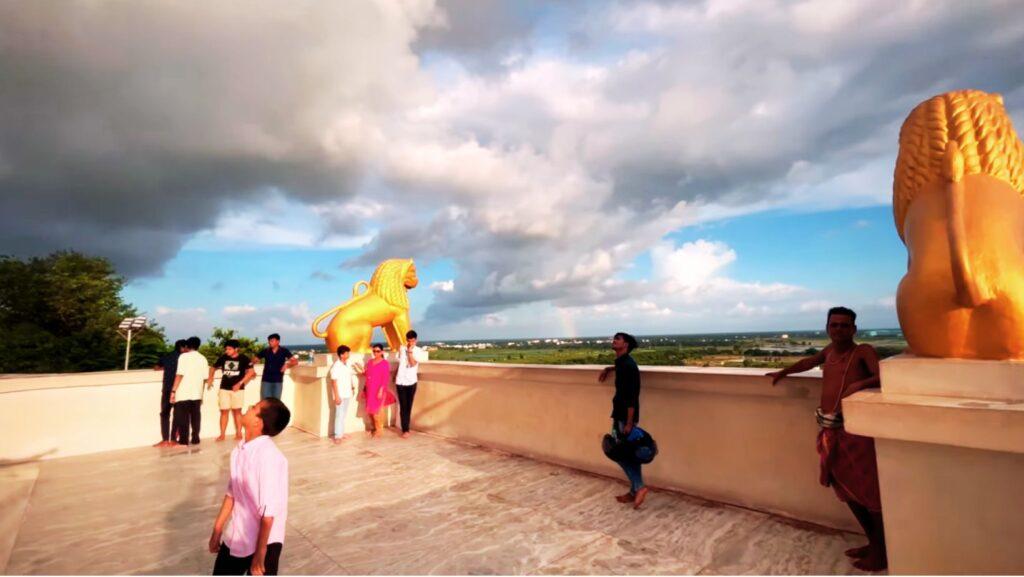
[208,398,291,575]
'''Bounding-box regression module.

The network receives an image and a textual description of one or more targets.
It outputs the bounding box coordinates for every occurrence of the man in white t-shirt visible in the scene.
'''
[329,345,357,445]
[170,336,212,445]
[395,330,423,439]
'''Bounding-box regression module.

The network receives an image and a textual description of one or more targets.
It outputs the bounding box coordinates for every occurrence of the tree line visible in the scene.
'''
[0,252,260,373]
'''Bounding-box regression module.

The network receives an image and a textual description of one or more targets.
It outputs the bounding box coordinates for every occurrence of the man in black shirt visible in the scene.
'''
[154,339,187,447]
[254,333,298,400]
[209,339,256,441]
[598,332,648,508]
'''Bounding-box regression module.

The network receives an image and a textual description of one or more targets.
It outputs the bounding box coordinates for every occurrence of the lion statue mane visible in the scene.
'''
[311,258,419,354]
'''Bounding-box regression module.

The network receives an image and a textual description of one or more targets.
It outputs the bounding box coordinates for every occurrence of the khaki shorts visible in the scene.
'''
[218,389,245,410]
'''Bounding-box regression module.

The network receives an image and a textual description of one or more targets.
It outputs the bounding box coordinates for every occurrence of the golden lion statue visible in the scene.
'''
[894,89,1024,359]
[311,259,419,353]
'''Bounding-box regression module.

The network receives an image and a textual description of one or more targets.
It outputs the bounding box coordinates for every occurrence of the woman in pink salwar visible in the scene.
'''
[362,344,392,437]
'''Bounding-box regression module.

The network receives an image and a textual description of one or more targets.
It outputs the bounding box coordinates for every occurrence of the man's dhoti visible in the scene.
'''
[817,427,882,512]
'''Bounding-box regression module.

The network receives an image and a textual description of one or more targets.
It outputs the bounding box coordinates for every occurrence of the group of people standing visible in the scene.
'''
[151,329,422,575]
[154,333,298,447]
[601,306,886,572]
[153,312,884,574]
[327,330,422,443]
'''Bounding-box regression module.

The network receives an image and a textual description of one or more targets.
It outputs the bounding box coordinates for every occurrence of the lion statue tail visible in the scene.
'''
[310,281,373,339]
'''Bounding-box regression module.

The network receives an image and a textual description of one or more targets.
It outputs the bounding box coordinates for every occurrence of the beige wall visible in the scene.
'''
[413,362,856,531]
[844,355,1024,574]
[1,361,855,531]
[0,367,289,462]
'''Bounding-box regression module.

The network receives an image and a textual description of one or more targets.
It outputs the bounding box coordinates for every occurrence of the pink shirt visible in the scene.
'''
[223,435,289,556]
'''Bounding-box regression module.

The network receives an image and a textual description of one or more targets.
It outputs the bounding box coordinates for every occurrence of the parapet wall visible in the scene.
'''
[0,361,854,531]
[414,362,854,531]
[0,367,288,462]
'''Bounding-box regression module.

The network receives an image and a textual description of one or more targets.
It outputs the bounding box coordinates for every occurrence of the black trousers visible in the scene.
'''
[213,543,282,576]
[160,387,177,442]
[396,383,417,433]
[173,399,202,444]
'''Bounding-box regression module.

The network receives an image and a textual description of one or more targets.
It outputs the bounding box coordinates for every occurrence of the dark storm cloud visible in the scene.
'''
[0,1,431,276]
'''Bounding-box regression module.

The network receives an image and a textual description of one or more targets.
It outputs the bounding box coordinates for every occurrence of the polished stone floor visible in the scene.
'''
[2,429,877,575]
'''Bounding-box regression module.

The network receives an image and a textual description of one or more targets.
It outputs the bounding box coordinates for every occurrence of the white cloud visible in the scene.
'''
[430,280,455,292]
[651,240,736,288]
[151,306,212,339]
[800,300,833,313]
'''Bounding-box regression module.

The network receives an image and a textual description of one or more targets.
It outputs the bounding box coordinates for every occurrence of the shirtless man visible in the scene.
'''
[766,306,886,571]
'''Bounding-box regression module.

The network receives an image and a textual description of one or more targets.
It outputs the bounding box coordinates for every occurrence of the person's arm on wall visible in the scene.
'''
[597,365,615,382]
[765,347,828,386]
[283,349,298,372]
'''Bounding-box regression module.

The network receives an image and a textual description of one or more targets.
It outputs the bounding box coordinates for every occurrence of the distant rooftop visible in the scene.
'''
[3,429,872,575]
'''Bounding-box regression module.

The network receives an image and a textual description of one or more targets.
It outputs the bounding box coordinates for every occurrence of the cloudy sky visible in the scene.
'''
[2,0,1023,343]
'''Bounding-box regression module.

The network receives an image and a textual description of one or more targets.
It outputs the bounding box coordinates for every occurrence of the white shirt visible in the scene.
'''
[329,358,356,399]
[224,435,289,556]
[174,350,210,401]
[395,346,422,386]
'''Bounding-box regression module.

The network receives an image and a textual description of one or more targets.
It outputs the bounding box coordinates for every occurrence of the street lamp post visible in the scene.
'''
[117,316,148,371]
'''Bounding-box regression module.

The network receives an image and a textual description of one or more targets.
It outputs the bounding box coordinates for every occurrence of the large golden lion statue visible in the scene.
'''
[894,89,1024,359]
[311,259,419,353]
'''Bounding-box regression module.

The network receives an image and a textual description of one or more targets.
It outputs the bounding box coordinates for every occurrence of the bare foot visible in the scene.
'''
[844,545,870,559]
[331,438,342,445]
[633,487,649,509]
[615,492,634,503]
[153,440,168,447]
[852,552,887,572]
[215,435,226,442]
[401,432,410,439]
[234,434,243,441]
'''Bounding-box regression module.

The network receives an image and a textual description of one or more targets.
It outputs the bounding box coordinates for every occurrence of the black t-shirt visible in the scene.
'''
[257,346,292,383]
[611,353,641,423]
[215,354,252,390]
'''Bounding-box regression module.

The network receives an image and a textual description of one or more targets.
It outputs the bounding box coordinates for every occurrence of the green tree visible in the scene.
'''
[198,327,263,364]
[0,251,168,373]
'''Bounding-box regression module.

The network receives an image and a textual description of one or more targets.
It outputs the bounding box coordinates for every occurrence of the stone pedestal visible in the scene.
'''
[289,350,428,437]
[844,355,1024,574]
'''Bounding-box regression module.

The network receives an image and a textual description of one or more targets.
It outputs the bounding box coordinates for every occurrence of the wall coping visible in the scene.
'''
[845,390,1024,455]
[1,361,821,395]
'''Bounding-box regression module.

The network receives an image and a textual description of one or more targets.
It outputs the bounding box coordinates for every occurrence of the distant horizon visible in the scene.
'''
[282,327,904,348]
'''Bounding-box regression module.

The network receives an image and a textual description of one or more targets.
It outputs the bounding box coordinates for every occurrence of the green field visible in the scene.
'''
[426,330,907,369]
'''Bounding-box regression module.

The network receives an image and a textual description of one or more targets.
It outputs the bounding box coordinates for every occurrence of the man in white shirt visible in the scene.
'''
[170,336,211,445]
[395,330,422,439]
[329,345,357,445]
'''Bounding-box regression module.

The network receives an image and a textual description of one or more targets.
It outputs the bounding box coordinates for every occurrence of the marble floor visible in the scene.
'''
[2,429,878,575]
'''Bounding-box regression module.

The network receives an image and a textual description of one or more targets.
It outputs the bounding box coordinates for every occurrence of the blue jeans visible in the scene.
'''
[615,421,644,493]
[333,397,352,438]
[261,380,283,400]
